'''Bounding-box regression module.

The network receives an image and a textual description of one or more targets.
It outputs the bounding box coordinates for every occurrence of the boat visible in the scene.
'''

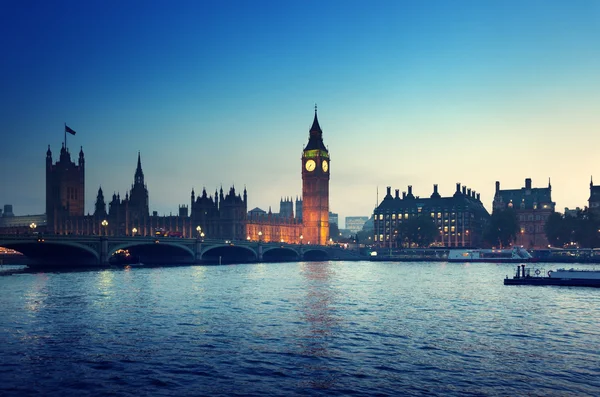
[109,249,142,266]
[448,246,533,263]
[504,264,600,287]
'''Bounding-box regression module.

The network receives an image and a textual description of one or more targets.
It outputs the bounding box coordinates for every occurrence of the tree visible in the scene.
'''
[545,212,571,247]
[398,215,438,248]
[483,209,519,248]
[329,222,340,242]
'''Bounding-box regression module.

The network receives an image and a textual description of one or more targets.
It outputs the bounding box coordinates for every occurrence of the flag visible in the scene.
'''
[65,125,77,135]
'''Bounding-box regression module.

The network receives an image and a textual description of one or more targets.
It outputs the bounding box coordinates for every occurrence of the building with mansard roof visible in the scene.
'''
[374,183,490,248]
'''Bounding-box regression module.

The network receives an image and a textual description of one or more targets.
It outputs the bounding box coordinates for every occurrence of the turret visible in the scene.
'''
[78,146,84,168]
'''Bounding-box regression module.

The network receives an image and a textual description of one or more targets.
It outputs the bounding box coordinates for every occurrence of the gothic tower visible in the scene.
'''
[301,106,330,245]
[45,144,85,233]
[128,152,149,223]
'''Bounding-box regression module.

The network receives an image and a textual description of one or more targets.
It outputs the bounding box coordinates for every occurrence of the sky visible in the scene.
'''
[1,0,599,228]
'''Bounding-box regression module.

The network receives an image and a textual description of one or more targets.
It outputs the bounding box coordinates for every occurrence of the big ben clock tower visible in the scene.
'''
[302,106,330,245]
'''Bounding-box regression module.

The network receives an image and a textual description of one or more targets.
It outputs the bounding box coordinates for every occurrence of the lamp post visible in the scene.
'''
[101,219,108,236]
[29,222,37,234]
[300,234,303,245]
[200,232,205,242]
[196,226,202,239]
[132,227,137,237]
[258,231,263,243]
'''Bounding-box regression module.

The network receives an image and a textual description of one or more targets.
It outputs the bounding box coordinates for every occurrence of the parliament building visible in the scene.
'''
[45,109,331,245]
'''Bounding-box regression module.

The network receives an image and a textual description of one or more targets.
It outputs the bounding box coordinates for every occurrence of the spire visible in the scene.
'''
[591,176,594,188]
[310,104,322,135]
[304,106,327,152]
[548,177,551,189]
[134,151,144,185]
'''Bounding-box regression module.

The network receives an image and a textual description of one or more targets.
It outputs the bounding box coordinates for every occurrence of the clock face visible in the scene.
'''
[322,160,329,172]
[305,159,316,172]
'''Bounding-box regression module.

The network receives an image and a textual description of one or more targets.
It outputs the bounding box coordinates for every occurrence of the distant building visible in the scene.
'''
[345,216,368,234]
[329,212,338,226]
[492,178,555,249]
[374,184,490,248]
[564,207,581,218]
[3,205,14,217]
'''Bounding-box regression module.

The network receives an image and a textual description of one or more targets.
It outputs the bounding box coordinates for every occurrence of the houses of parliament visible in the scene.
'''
[44,109,330,245]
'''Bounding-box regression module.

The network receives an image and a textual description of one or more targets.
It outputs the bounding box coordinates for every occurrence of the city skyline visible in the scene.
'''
[1,1,599,226]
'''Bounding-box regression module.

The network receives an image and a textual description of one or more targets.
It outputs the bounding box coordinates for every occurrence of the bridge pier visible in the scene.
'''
[195,239,202,263]
[258,243,263,261]
[100,237,109,265]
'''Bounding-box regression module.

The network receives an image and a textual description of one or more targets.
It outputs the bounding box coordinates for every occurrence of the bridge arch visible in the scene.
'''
[303,248,329,261]
[202,244,257,263]
[109,241,195,264]
[0,239,100,265]
[262,246,300,261]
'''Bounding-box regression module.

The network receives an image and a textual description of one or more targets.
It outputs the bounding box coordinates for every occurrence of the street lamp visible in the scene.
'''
[29,222,36,234]
[258,231,263,242]
[196,226,202,238]
[200,232,205,241]
[132,227,137,236]
[101,219,108,236]
[300,234,303,245]
[247,235,251,241]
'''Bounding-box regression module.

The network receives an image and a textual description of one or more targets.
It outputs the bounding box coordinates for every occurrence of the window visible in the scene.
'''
[379,214,383,220]
[392,214,396,220]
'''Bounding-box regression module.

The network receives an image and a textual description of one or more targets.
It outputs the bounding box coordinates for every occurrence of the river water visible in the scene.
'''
[1,261,599,396]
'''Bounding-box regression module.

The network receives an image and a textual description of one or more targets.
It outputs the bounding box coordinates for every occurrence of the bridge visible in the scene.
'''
[0,234,362,267]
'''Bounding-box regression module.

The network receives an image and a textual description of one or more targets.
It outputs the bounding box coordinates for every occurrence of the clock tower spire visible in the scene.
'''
[301,105,330,245]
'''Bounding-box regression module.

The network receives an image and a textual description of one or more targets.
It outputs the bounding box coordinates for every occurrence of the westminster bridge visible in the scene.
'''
[0,234,362,267]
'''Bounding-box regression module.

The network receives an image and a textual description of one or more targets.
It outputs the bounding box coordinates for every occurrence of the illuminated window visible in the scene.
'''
[508,202,513,208]
[379,214,383,220]
[430,212,434,218]
[404,214,408,219]
[437,213,441,218]
[392,214,396,220]
[451,226,455,232]
[379,234,384,240]
[444,226,448,232]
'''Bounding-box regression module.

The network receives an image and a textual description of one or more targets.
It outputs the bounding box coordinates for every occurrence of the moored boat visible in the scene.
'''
[448,246,532,263]
[504,264,600,287]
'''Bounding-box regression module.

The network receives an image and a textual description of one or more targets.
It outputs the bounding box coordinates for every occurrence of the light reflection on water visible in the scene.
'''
[0,261,599,396]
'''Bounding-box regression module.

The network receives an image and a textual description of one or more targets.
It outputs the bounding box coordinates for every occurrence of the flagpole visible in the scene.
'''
[64,122,67,151]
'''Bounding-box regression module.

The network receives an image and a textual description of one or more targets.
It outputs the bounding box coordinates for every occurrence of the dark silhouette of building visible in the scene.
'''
[374,184,490,248]
[589,177,600,216]
[492,178,555,248]
[190,186,248,240]
[46,144,85,233]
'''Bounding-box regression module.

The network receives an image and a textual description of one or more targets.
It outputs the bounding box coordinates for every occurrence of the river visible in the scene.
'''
[1,261,599,396]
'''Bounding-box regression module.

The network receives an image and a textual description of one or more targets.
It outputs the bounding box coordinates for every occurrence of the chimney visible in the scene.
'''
[467,188,471,196]
[395,189,399,199]
[462,186,467,195]
[433,184,438,194]
[477,193,481,201]
[525,178,532,190]
[402,192,406,199]
[408,185,413,195]
[456,183,461,192]
[472,190,476,198]
[496,181,500,192]
[386,186,391,196]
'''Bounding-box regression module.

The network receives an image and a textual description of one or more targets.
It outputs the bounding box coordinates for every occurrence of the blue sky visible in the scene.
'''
[1,0,599,227]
